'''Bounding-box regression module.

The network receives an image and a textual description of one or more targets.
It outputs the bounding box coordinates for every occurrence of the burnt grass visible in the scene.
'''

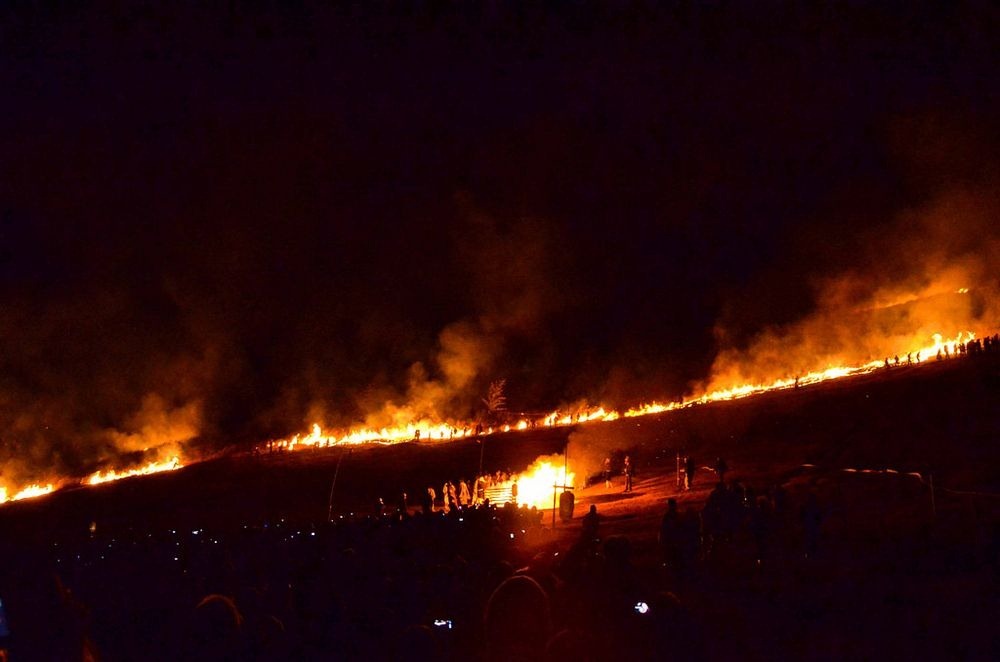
[0,356,997,659]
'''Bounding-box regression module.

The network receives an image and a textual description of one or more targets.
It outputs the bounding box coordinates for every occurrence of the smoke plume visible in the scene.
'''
[703,184,1000,393]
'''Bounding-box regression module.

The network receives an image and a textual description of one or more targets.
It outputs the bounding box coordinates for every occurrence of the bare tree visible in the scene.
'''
[482,379,507,424]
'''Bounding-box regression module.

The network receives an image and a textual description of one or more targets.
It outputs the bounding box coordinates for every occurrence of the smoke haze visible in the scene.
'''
[0,3,996,486]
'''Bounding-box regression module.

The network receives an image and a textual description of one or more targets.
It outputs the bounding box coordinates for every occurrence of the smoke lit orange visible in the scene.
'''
[269,330,977,458]
[0,324,982,509]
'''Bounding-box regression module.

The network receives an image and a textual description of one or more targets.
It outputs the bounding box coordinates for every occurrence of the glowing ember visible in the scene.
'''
[85,456,183,486]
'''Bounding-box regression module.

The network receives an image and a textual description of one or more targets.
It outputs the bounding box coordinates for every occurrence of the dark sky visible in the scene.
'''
[0,3,997,477]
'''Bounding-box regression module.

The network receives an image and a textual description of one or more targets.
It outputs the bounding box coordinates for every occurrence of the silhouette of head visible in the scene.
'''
[484,575,552,660]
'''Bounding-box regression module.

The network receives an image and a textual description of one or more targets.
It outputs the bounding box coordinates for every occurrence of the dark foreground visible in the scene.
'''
[0,355,997,660]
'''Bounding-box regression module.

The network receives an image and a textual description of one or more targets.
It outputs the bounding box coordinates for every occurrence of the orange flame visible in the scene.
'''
[0,483,56,504]
[270,330,977,454]
[0,319,983,510]
[84,456,183,486]
[489,456,575,510]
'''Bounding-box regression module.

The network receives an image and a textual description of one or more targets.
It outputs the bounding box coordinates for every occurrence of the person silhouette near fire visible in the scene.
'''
[714,457,728,484]
[581,504,600,544]
[684,456,696,491]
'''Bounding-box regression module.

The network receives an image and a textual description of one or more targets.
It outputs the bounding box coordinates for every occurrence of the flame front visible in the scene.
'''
[270,330,978,454]
[0,483,55,504]
[85,457,183,486]
[0,317,987,510]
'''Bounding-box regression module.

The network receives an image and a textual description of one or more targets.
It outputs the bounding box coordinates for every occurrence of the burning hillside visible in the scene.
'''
[1,165,997,509]
[0,318,988,506]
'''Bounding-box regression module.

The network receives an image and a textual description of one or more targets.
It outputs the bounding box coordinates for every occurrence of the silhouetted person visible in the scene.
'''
[684,456,696,491]
[581,504,600,543]
[603,456,612,488]
[801,493,823,559]
[659,498,681,571]
[484,576,552,662]
[715,457,728,483]
[702,482,729,557]
[623,455,634,492]
[751,496,773,565]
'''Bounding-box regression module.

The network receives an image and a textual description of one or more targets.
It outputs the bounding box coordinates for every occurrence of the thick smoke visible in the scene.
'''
[703,183,1000,393]
[104,394,201,461]
[320,202,564,432]
[0,281,220,489]
[565,427,620,486]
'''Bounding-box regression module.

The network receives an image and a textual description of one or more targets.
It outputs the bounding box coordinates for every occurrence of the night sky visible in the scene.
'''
[0,3,997,479]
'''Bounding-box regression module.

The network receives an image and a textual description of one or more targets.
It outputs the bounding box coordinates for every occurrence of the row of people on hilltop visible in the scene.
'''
[877,333,1000,368]
[962,334,1000,356]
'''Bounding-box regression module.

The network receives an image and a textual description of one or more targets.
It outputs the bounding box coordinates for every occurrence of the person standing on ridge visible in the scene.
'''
[715,457,728,484]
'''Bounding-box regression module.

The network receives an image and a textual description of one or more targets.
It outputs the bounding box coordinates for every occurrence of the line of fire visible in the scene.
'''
[0,288,988,512]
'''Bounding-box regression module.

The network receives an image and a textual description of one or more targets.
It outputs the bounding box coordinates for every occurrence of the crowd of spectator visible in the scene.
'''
[0,459,853,662]
[0,493,685,660]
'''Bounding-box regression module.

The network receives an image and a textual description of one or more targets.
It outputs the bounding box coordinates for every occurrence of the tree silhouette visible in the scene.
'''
[482,379,507,425]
